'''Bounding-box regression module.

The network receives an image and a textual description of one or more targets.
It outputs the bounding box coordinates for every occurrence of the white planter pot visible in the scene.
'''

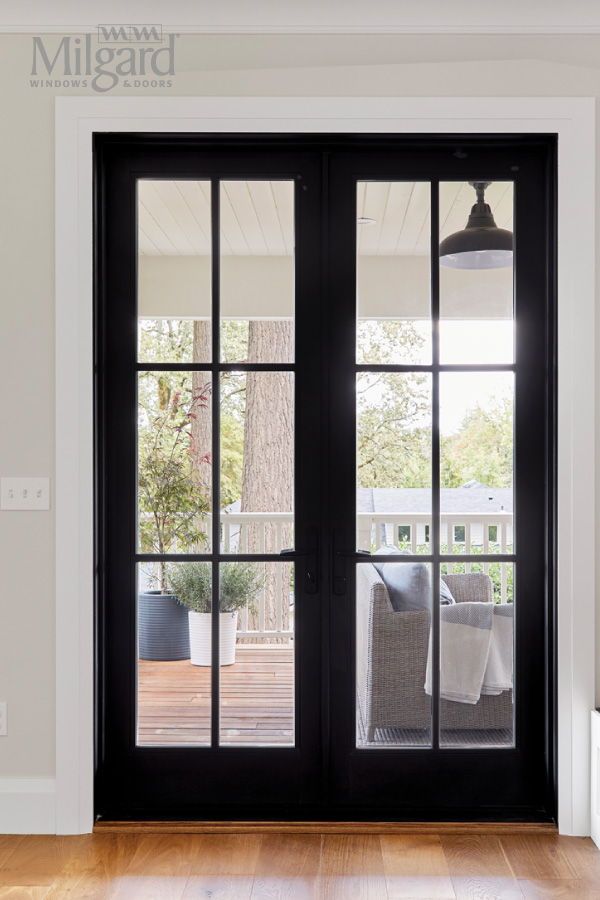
[188,611,238,667]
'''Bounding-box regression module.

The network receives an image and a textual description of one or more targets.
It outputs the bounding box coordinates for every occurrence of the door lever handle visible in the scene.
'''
[331,539,372,596]
[279,531,319,595]
[336,548,371,558]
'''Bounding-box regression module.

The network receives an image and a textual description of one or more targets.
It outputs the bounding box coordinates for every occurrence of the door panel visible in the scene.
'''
[96,141,323,819]
[96,136,555,821]
[326,143,553,820]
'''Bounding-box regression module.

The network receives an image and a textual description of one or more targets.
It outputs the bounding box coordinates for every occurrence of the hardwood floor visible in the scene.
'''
[1,832,599,898]
[138,645,294,746]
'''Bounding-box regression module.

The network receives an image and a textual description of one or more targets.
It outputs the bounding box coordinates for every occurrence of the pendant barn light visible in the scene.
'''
[439,181,513,270]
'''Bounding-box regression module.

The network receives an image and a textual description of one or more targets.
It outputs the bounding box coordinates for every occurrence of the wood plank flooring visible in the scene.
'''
[1,832,599,898]
[138,645,295,746]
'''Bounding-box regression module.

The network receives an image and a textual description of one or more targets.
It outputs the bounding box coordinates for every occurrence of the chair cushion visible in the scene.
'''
[373,546,429,612]
[440,579,456,606]
[373,546,455,611]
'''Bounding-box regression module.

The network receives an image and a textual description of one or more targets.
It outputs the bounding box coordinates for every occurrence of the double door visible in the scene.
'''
[96,135,555,821]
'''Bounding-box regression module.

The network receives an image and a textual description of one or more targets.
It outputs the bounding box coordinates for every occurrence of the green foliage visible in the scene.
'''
[138,319,193,363]
[138,371,210,590]
[357,320,429,365]
[356,320,513,493]
[166,563,212,613]
[166,561,265,614]
[220,561,265,612]
[138,318,250,365]
[139,320,514,515]
[441,397,513,488]
[441,556,515,605]
[220,413,244,507]
[357,371,431,488]
[221,320,250,362]
[356,321,431,488]
[220,369,247,506]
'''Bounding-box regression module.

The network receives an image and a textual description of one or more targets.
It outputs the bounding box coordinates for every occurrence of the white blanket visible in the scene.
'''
[481,605,513,696]
[424,602,513,705]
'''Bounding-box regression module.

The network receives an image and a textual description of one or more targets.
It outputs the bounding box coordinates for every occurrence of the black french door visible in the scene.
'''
[95,135,555,822]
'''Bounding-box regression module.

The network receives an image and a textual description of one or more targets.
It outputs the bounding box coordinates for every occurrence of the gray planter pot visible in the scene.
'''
[138,591,190,661]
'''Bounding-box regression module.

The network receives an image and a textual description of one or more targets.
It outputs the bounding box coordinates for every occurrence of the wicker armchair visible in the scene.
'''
[356,564,513,741]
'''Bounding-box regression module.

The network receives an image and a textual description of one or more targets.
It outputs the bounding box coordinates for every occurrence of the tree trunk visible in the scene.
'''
[241,321,293,639]
[191,320,212,547]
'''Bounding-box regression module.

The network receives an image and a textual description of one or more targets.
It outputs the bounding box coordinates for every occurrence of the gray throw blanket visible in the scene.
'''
[424,602,513,704]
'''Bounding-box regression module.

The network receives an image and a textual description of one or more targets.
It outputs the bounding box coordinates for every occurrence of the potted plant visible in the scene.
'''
[167,562,265,666]
[137,376,210,661]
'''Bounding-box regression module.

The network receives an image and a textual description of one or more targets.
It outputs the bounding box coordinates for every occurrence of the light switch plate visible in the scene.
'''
[1,477,50,510]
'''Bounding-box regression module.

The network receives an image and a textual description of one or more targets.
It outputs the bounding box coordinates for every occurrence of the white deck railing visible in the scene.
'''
[220,512,295,641]
[216,510,514,640]
[357,511,513,606]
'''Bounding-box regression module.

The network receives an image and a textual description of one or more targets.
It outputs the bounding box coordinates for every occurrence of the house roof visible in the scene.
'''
[357,485,513,515]
[226,484,513,515]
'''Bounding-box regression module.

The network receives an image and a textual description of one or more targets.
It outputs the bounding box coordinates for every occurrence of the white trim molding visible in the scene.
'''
[0,778,56,834]
[55,95,595,836]
[592,711,600,848]
[5,1,600,34]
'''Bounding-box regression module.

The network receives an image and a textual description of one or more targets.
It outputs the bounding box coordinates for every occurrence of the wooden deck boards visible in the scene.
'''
[137,645,295,746]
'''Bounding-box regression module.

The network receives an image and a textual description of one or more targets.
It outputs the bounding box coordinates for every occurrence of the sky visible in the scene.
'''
[439,320,513,434]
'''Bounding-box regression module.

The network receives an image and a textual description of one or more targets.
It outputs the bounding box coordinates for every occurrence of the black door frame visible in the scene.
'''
[95,134,556,822]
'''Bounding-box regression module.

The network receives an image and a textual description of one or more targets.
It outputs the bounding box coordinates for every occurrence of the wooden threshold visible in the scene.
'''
[95,820,557,835]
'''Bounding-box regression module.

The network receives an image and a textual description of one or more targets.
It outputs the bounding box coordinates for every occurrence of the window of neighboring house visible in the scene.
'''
[397,524,411,544]
[453,525,466,543]
[424,524,430,543]
[488,524,498,543]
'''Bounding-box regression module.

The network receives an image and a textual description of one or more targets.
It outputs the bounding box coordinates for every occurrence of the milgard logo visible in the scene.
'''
[97,24,164,43]
[30,25,177,92]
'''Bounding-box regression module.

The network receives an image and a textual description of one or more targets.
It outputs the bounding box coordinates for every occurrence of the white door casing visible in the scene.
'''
[54,96,595,835]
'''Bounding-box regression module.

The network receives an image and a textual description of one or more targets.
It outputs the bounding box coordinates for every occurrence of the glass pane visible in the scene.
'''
[138,371,212,553]
[440,372,514,555]
[356,561,432,748]
[137,561,212,746]
[357,373,432,552]
[137,180,211,363]
[357,181,431,365]
[439,562,514,747]
[440,181,514,364]
[219,561,294,746]
[220,372,294,554]
[220,181,294,363]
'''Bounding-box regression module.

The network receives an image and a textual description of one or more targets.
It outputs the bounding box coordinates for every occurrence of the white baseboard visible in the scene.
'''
[0,778,56,834]
[592,711,600,848]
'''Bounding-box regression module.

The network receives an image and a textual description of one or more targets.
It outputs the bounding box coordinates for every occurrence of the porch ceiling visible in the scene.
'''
[138,179,514,257]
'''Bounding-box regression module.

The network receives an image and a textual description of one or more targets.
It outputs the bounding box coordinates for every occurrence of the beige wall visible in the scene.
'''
[0,32,599,778]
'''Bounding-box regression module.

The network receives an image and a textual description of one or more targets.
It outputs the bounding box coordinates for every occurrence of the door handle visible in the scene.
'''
[332,531,347,596]
[335,548,371,558]
[279,528,319,595]
[331,539,372,596]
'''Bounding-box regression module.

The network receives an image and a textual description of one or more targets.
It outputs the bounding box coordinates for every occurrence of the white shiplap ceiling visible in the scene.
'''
[138,179,513,257]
